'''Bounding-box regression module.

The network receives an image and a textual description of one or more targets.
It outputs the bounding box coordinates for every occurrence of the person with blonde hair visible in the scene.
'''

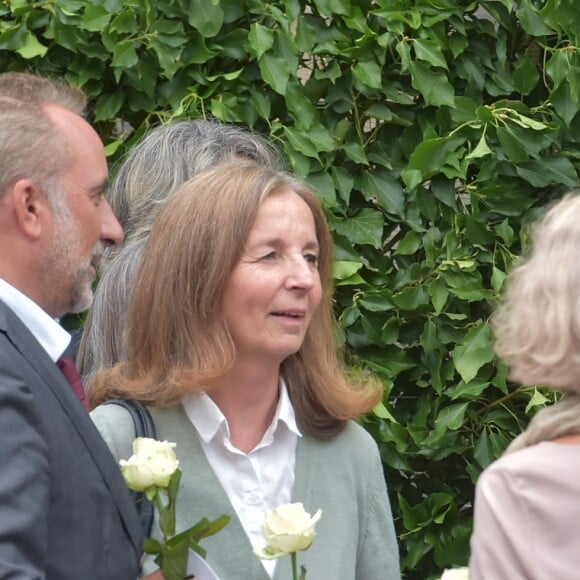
[78,119,283,385]
[89,161,401,579]
[470,193,580,579]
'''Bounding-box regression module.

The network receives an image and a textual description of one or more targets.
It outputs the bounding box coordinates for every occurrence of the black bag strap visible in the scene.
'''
[101,399,156,540]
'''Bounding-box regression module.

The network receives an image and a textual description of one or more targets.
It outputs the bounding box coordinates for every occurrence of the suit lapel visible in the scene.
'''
[0,302,143,557]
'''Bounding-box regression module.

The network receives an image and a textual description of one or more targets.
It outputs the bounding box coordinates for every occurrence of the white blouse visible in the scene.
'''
[182,381,301,577]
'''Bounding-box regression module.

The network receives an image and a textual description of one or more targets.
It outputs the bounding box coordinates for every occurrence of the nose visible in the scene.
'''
[286,257,317,290]
[100,199,124,247]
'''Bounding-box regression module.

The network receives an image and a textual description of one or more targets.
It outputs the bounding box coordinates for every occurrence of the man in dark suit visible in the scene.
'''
[0,73,161,579]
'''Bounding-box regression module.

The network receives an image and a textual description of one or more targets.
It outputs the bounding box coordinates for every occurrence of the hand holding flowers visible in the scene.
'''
[254,502,322,580]
[120,437,229,580]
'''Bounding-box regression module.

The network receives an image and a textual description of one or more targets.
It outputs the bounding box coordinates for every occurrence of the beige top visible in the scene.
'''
[469,441,580,579]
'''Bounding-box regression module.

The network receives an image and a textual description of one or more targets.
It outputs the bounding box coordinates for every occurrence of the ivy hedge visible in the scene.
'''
[1,0,579,577]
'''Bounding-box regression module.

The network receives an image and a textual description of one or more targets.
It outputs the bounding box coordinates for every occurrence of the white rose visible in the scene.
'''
[440,567,470,580]
[254,502,322,559]
[119,437,179,492]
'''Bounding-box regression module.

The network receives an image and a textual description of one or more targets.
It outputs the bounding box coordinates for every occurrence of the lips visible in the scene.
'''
[271,310,305,318]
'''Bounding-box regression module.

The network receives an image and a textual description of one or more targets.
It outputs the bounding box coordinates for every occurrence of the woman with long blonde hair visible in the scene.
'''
[90,161,400,580]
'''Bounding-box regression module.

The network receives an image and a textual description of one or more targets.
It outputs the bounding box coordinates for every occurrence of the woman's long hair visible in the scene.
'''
[89,162,382,438]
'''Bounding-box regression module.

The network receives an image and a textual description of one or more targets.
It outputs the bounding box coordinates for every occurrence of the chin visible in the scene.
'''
[67,286,94,314]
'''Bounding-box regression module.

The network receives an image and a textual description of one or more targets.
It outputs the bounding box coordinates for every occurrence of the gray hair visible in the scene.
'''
[0,73,86,209]
[108,119,284,245]
[78,238,147,387]
[80,119,283,383]
[492,192,580,392]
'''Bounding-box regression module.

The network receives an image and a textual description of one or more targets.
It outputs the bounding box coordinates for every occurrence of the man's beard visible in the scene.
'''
[43,208,99,316]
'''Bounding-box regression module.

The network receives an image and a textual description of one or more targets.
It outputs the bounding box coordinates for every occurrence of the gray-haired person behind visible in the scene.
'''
[470,193,580,580]
[107,119,283,244]
[78,119,283,384]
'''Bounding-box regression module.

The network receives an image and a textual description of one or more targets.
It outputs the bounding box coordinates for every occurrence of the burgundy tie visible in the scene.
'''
[57,356,89,411]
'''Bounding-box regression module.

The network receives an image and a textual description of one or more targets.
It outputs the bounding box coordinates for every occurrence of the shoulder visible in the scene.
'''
[90,402,137,462]
[479,441,572,482]
[328,420,380,458]
[301,420,381,478]
[477,441,580,497]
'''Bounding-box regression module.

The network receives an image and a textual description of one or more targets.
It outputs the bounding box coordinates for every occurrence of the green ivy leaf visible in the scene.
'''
[342,141,368,165]
[409,60,455,107]
[429,277,449,314]
[112,38,138,68]
[496,125,530,163]
[358,170,405,217]
[396,231,422,255]
[334,260,363,280]
[550,80,578,125]
[259,52,290,95]
[333,209,384,247]
[453,324,495,383]
[373,400,399,423]
[516,156,578,187]
[513,54,539,95]
[81,3,110,31]
[313,0,350,17]
[466,132,492,160]
[360,291,395,312]
[248,22,274,59]
[420,319,439,352]
[516,0,554,36]
[525,387,550,413]
[306,170,336,205]
[188,0,224,37]
[407,137,451,174]
[413,38,447,70]
[93,91,124,121]
[434,402,469,431]
[331,166,354,206]
[283,126,319,159]
[392,285,429,310]
[352,60,383,90]
[16,32,48,58]
[0,22,27,50]
[473,429,494,469]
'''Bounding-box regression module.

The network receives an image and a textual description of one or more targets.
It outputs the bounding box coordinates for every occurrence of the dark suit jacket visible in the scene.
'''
[0,300,142,579]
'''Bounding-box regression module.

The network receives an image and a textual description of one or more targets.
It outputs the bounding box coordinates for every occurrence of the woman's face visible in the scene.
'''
[222,187,322,366]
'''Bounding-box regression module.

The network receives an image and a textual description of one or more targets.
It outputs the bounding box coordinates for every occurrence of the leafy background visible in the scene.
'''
[1,0,579,577]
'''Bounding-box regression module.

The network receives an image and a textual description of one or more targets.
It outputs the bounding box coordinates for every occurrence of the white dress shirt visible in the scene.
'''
[0,278,70,360]
[182,381,301,578]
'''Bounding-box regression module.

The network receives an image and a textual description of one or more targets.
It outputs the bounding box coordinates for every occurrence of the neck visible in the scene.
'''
[210,359,281,453]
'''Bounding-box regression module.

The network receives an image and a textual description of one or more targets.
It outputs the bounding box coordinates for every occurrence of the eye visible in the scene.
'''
[261,251,277,261]
[304,253,318,265]
[91,190,105,207]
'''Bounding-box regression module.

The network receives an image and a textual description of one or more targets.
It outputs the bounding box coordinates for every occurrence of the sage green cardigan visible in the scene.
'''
[91,403,401,580]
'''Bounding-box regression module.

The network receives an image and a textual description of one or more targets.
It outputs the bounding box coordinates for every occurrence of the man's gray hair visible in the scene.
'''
[0,73,87,210]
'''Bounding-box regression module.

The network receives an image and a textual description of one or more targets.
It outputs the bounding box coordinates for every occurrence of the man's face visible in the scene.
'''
[40,105,123,317]
[42,201,99,315]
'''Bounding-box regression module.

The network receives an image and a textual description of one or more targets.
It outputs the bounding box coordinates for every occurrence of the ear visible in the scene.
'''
[10,179,51,240]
